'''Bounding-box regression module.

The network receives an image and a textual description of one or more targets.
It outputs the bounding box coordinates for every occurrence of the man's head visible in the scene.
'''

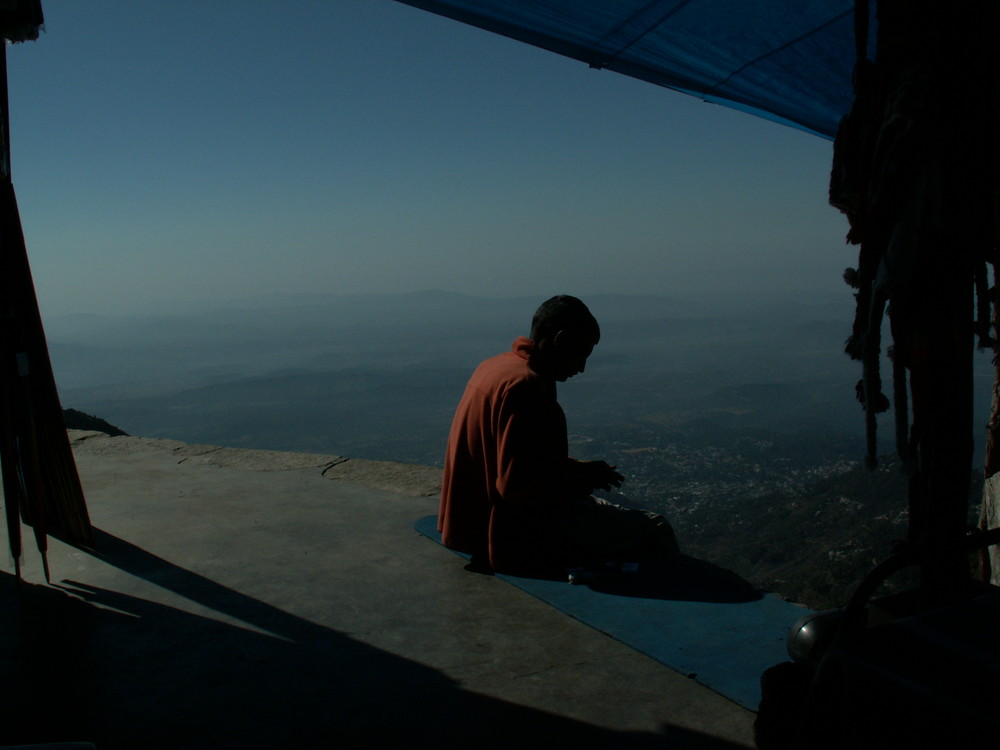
[529,295,600,381]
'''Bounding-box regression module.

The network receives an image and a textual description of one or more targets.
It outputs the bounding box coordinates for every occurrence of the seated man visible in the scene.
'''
[439,295,679,575]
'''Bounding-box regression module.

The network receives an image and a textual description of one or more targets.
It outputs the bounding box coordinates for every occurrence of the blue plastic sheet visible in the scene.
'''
[395,0,859,138]
[415,514,809,710]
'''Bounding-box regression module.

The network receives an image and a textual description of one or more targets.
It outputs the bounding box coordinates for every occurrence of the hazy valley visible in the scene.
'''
[49,290,994,609]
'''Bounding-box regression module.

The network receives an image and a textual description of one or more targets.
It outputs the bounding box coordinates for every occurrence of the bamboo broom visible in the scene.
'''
[0,180,93,550]
[0,1,93,583]
[0,321,24,577]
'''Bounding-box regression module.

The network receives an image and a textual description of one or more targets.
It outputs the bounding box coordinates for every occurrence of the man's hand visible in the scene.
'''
[582,460,624,492]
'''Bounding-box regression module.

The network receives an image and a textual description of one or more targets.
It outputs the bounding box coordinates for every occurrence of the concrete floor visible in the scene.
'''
[0,431,756,749]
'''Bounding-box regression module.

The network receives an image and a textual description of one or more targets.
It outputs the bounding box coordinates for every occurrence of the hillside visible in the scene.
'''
[674,456,983,610]
[62,408,128,437]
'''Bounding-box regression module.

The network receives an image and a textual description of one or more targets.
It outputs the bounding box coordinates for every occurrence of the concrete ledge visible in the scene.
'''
[68,430,441,496]
[1,430,758,748]
[322,457,441,497]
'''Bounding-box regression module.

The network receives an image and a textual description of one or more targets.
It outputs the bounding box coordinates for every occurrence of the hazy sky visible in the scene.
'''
[6,1,852,317]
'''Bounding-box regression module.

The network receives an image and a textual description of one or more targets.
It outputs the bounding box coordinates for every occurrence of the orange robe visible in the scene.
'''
[439,337,586,572]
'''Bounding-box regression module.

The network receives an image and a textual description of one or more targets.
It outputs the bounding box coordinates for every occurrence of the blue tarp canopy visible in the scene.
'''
[395,0,858,139]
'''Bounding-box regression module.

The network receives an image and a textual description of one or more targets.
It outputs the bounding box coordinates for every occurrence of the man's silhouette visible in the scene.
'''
[439,295,678,575]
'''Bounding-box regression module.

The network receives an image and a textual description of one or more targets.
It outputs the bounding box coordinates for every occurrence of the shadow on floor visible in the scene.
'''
[584,555,762,603]
[416,514,760,604]
[0,529,750,749]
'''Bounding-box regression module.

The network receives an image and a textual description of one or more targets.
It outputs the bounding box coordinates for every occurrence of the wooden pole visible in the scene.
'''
[979,264,1000,582]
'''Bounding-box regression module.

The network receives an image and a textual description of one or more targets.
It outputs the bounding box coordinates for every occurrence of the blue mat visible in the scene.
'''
[415,514,810,710]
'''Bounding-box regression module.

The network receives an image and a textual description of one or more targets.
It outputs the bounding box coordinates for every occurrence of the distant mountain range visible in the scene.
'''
[46,289,902,462]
